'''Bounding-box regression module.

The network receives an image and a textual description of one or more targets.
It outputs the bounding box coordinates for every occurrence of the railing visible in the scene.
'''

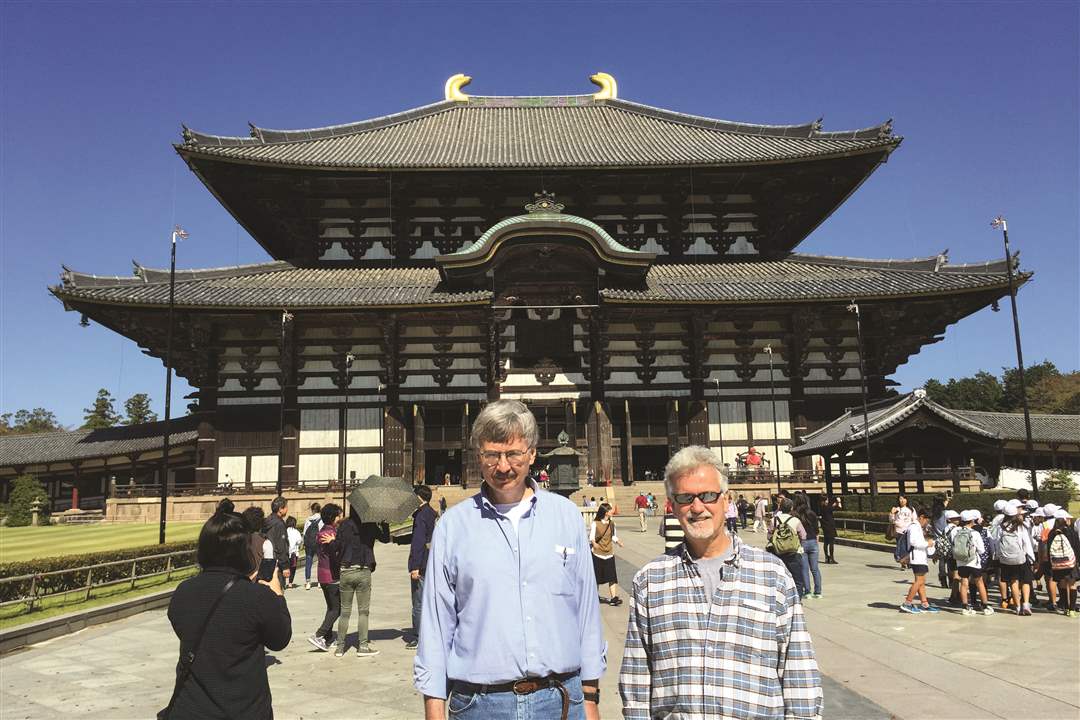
[727,469,818,484]
[834,517,891,537]
[112,480,371,498]
[0,549,198,615]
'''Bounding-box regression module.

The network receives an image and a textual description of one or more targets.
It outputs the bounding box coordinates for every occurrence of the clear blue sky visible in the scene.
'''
[1,2,1077,428]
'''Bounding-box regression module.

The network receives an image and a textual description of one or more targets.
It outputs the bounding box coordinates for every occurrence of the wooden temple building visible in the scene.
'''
[39,74,1025,498]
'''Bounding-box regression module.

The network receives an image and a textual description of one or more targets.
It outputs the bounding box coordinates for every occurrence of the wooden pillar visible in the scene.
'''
[384,406,406,478]
[1050,443,1059,469]
[588,401,614,486]
[412,404,426,485]
[687,401,708,447]
[71,463,81,511]
[951,459,961,494]
[824,456,834,498]
[278,319,299,489]
[667,400,681,461]
[839,455,849,495]
[463,401,481,489]
[623,400,635,486]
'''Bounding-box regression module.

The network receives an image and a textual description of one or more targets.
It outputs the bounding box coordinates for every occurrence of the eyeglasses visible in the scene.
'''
[672,491,722,505]
[480,450,531,467]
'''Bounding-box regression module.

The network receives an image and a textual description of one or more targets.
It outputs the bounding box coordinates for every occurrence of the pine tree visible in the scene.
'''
[82,388,121,429]
[123,393,158,425]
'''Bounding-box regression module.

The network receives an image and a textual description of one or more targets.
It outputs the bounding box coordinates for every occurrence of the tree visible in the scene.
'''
[922,371,1004,411]
[4,474,50,526]
[1041,469,1078,500]
[1001,361,1060,412]
[81,388,121,429]
[123,393,158,425]
[0,408,63,435]
[1027,371,1080,415]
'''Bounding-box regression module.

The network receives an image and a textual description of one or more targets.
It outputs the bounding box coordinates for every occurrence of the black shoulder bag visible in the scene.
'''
[158,577,238,720]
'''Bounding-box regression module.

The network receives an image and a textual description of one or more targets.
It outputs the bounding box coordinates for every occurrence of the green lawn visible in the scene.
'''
[836,528,892,545]
[0,523,204,564]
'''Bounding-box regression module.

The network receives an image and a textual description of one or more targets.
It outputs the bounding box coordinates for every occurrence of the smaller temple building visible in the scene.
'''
[789,389,1080,496]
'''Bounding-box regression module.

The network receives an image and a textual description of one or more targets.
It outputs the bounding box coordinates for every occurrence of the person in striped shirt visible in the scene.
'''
[619,445,823,720]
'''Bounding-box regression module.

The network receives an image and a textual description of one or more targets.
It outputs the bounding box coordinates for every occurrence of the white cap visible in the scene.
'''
[1025,499,1039,509]
[944,509,961,520]
[1006,499,1022,509]
[1043,504,1060,515]
[960,509,978,522]
[1054,509,1071,520]
[972,509,983,520]
[993,500,1007,511]
[1003,505,1019,517]
[1032,508,1046,518]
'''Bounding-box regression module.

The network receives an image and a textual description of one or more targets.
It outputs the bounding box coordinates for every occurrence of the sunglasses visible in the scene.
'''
[672,491,722,505]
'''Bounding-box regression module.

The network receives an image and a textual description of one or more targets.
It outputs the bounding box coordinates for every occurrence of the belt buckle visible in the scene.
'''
[512,679,540,695]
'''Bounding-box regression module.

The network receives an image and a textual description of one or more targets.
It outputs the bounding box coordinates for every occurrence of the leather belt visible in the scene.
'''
[453,670,578,720]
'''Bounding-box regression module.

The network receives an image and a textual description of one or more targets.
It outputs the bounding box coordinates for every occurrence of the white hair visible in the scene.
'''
[470,399,539,450]
[664,445,728,496]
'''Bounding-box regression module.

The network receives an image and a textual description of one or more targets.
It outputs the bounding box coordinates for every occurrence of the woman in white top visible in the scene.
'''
[900,507,939,613]
[890,494,917,569]
[589,503,625,606]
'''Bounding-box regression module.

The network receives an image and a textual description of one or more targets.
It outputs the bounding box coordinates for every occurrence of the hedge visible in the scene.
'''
[839,490,1072,518]
[0,540,197,604]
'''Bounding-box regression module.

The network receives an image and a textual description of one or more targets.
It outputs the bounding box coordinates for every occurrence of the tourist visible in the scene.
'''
[973,510,997,610]
[724,490,739,534]
[793,493,822,599]
[646,492,656,517]
[438,495,447,514]
[770,497,807,598]
[942,508,962,603]
[1047,509,1078,615]
[302,502,322,590]
[736,493,750,529]
[819,495,839,564]
[162,508,290,719]
[619,445,823,719]
[752,493,768,534]
[265,496,291,586]
[285,516,302,589]
[660,503,685,552]
[241,505,273,565]
[955,510,991,616]
[590,503,625,605]
[414,400,605,720]
[635,492,650,532]
[1036,504,1060,611]
[899,506,940,614]
[308,503,343,651]
[406,484,437,650]
[997,504,1034,615]
[322,505,391,657]
[931,494,950,588]
[889,494,916,570]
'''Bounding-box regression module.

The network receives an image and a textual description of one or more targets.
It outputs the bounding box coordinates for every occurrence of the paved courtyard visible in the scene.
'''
[2,516,1078,719]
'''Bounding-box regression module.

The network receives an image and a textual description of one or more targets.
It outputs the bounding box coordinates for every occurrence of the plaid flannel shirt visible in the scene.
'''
[619,534,823,720]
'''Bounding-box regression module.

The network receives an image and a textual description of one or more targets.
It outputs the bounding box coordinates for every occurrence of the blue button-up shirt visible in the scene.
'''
[413,480,607,699]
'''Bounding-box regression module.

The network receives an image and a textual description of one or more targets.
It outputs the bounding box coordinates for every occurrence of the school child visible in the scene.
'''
[997,504,1035,615]
[1046,510,1078,616]
[954,510,991,616]
[900,507,940,614]
[942,509,962,605]
[973,510,997,611]
[285,516,303,589]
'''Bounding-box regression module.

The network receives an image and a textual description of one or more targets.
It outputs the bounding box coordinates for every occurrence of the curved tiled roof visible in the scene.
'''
[52,253,1014,310]
[177,96,899,170]
[953,410,1080,445]
[0,416,199,467]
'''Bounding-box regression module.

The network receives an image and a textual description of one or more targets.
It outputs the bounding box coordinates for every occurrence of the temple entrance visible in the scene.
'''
[425,449,462,487]
[631,444,669,484]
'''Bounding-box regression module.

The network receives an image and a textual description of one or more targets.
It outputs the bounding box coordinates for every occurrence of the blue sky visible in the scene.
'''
[1,2,1077,428]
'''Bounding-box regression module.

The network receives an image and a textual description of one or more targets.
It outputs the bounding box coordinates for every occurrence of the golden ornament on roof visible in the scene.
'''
[445,74,472,102]
[590,72,617,100]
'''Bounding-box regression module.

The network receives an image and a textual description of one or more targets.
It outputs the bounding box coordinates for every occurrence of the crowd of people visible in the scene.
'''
[890,491,1078,617]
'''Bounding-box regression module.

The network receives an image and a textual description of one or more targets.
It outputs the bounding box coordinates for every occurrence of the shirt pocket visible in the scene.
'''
[715,597,779,669]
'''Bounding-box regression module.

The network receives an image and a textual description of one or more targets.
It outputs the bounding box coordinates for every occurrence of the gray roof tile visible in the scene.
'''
[0,417,198,467]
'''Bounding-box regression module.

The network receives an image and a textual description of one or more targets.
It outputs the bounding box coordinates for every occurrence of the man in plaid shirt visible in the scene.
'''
[619,446,823,719]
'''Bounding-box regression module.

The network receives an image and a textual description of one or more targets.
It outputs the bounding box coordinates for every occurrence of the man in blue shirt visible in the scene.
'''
[414,400,606,720]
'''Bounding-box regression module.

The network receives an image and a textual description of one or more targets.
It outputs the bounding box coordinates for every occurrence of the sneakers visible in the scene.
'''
[1021,603,1033,616]
[304,582,311,590]
[812,593,822,599]
[1067,610,1078,618]
[919,604,940,613]
[962,607,977,616]
[356,643,380,658]
[405,638,419,650]
[333,646,347,657]
[983,606,995,616]
[609,596,623,606]
[899,603,921,614]
[307,635,329,652]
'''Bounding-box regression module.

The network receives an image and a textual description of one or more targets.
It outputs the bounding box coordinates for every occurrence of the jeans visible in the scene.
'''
[448,675,584,720]
[304,549,317,583]
[337,566,372,650]
[800,538,822,595]
[317,583,340,641]
[410,574,424,639]
[780,552,806,599]
[725,517,738,534]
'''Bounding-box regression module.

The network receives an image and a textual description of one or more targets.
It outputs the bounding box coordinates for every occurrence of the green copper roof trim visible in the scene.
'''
[451,211,644,258]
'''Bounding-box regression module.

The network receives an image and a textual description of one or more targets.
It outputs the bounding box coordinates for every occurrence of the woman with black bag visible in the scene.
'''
[162,508,292,719]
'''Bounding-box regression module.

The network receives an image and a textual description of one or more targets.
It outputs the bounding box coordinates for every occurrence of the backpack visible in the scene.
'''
[976,527,994,566]
[998,529,1026,565]
[303,517,320,550]
[895,529,911,563]
[935,528,954,560]
[952,527,975,564]
[1049,534,1077,570]
[771,516,801,556]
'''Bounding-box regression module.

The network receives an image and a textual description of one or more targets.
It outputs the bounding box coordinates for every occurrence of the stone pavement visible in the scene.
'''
[1,515,1078,719]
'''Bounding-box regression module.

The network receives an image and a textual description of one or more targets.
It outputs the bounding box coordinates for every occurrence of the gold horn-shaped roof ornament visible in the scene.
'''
[445,73,472,102]
[590,72,617,100]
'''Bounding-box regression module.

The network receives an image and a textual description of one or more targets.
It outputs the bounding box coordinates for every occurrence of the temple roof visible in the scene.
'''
[0,416,199,467]
[789,390,1078,456]
[52,252,1016,310]
[177,95,899,170]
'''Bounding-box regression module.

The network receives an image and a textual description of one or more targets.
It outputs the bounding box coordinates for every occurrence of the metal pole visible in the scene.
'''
[159,226,186,545]
[343,353,354,509]
[764,346,782,495]
[276,310,292,496]
[713,377,725,469]
[993,217,1039,501]
[848,301,876,495]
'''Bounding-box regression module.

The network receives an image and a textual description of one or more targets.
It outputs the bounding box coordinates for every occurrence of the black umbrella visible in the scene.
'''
[347,475,417,525]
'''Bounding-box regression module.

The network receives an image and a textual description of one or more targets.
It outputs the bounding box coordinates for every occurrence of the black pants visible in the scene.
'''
[317,583,341,641]
[822,534,836,561]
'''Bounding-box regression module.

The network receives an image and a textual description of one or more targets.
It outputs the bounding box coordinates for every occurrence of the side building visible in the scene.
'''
[41,76,1022,498]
